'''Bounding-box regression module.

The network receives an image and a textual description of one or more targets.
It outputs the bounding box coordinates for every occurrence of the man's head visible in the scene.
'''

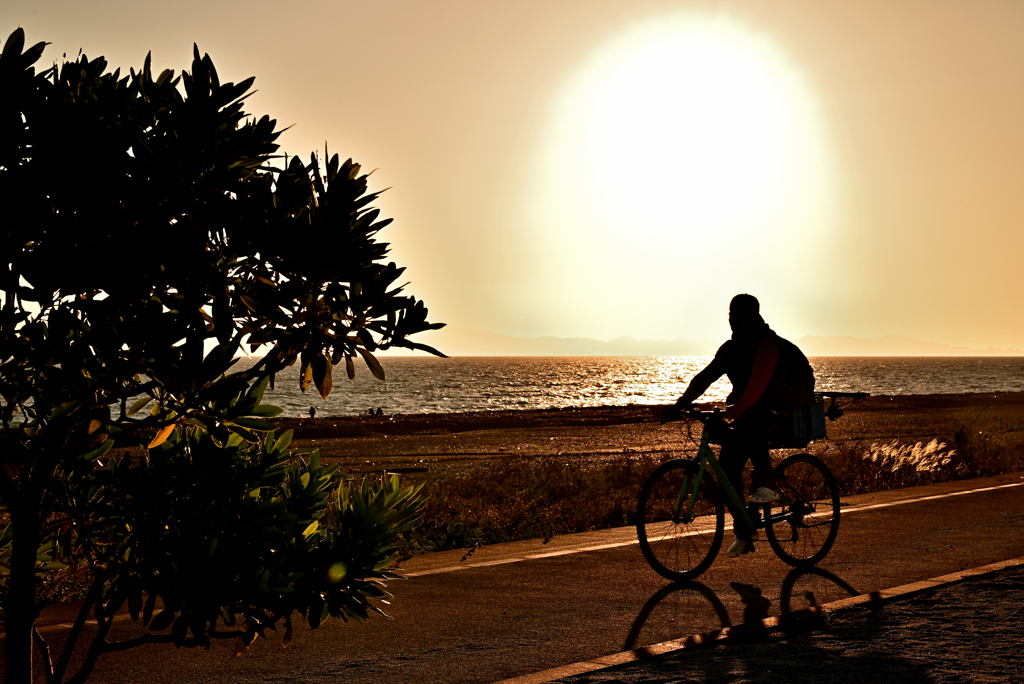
[729,294,764,336]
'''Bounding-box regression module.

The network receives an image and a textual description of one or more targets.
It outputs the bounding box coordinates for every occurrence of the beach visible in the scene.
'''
[275,392,1024,478]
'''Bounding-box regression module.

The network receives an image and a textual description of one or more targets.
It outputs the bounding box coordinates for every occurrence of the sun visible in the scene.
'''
[582,25,796,227]
[514,12,842,338]
[541,14,831,238]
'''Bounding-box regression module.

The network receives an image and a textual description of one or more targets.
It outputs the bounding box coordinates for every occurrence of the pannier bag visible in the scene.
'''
[768,397,827,449]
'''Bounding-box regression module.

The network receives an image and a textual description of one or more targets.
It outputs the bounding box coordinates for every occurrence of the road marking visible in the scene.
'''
[492,555,1024,684]
[404,479,1024,577]
[841,479,1024,514]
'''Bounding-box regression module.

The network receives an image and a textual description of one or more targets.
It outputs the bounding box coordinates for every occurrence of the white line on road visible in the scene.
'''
[404,479,1024,577]
[840,479,1024,514]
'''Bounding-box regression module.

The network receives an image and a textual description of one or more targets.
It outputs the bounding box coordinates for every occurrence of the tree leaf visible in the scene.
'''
[150,608,176,632]
[81,439,114,462]
[143,593,157,626]
[2,27,25,58]
[313,354,333,400]
[240,295,261,313]
[250,404,283,418]
[148,424,175,449]
[232,416,277,431]
[128,591,142,622]
[227,423,260,443]
[248,376,270,405]
[282,618,293,648]
[233,633,254,657]
[201,342,238,380]
[356,348,386,382]
[127,396,153,416]
[273,430,294,453]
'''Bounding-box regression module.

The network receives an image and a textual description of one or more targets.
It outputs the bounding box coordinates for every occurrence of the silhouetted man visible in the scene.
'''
[665,294,815,558]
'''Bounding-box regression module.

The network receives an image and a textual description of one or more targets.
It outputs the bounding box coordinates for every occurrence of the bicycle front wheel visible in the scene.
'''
[637,459,724,582]
[764,453,840,567]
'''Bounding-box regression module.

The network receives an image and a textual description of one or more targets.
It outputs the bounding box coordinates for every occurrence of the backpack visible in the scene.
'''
[766,336,815,411]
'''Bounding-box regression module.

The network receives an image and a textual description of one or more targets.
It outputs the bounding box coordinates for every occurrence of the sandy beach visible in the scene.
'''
[275,392,1024,477]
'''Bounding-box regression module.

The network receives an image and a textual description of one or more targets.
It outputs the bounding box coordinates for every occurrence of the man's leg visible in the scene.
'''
[738,408,773,491]
[718,436,755,542]
[722,410,776,543]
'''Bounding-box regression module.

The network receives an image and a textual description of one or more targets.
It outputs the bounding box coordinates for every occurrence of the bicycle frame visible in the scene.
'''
[676,420,758,531]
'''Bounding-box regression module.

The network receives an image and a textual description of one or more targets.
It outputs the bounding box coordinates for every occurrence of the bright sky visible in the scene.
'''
[5,0,1024,350]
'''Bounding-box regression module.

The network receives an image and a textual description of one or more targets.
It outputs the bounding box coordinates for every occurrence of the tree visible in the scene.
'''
[0,27,443,683]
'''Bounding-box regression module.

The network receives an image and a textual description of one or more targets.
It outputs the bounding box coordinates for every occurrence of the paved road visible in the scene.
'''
[551,561,1024,684]
[36,472,1024,683]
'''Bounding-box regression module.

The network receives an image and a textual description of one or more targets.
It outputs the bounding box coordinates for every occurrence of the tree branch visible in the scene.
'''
[32,625,56,684]
[63,608,115,684]
[52,579,103,684]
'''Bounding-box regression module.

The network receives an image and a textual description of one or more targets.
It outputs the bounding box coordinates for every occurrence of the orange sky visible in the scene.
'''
[5,0,1023,351]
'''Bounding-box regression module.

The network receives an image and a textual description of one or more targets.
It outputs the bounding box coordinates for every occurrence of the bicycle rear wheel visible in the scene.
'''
[764,453,840,567]
[636,459,724,582]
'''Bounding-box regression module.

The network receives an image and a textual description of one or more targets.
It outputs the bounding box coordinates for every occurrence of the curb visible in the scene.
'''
[492,556,1024,684]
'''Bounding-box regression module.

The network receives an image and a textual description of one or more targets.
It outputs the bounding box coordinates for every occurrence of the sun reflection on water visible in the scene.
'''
[234,356,1024,418]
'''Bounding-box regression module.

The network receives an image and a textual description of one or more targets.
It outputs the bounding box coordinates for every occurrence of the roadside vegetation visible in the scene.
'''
[824,421,1024,494]
[23,421,1024,609]
[405,423,1024,555]
[408,452,665,553]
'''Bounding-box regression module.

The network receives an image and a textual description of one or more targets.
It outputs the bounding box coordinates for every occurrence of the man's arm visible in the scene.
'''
[724,336,778,419]
[674,356,727,407]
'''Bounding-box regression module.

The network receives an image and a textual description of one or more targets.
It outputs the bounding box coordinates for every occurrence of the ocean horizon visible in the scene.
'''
[232,356,1024,418]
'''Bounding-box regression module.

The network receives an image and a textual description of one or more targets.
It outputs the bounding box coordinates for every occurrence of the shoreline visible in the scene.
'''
[280,390,1024,426]
[275,391,1024,475]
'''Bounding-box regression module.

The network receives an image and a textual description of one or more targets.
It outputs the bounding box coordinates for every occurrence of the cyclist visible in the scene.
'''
[664,294,815,558]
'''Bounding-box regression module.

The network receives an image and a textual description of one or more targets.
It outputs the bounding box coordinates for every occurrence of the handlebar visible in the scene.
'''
[661,391,870,425]
[815,391,870,401]
[659,406,725,425]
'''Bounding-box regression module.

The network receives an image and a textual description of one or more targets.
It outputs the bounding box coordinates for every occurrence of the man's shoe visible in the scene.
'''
[747,487,779,504]
[727,537,755,558]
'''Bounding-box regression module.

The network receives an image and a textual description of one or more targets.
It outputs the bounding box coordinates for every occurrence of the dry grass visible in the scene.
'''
[24,423,1024,598]
[406,451,665,554]
[819,424,1023,495]
[407,425,1024,555]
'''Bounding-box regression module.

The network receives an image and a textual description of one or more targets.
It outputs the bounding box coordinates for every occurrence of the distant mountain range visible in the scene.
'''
[406,326,1024,357]
[795,334,1023,357]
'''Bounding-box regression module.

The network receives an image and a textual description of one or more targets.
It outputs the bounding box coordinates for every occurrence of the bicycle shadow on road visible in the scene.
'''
[565,569,934,684]
[623,567,861,652]
[622,581,731,652]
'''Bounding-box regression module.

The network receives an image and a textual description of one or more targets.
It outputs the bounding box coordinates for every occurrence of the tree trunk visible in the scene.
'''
[4,492,42,684]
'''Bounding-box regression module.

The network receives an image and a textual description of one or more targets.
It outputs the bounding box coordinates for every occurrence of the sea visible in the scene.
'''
[232,356,1024,418]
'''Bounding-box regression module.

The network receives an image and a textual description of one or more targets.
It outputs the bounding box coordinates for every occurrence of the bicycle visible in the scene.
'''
[636,391,869,582]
